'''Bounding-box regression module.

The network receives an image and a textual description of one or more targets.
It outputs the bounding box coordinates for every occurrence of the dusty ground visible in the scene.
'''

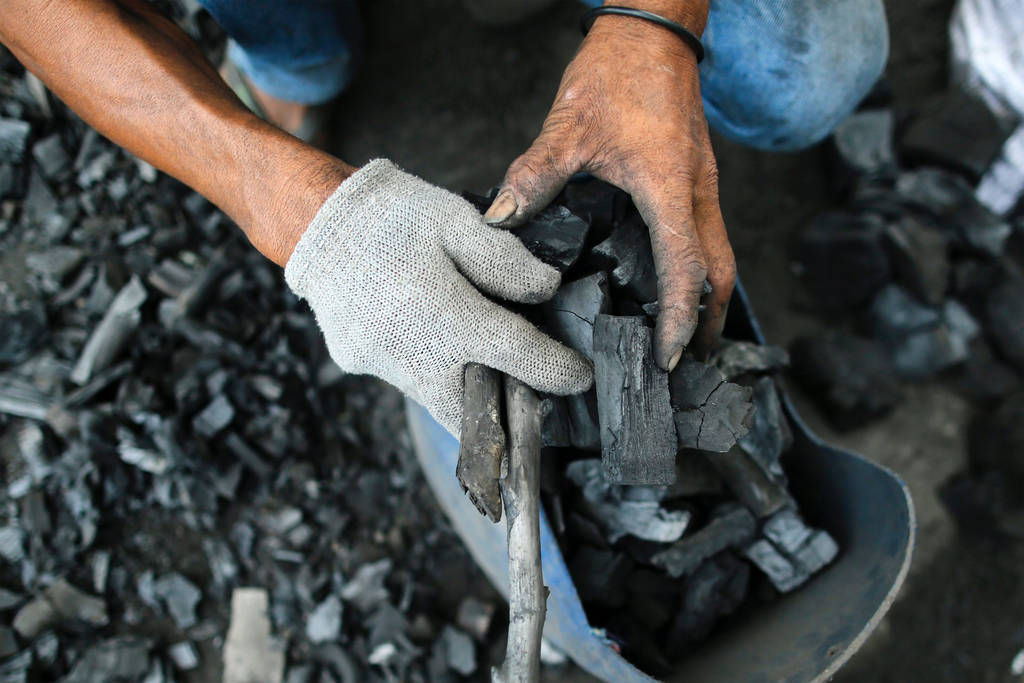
[325,0,1024,680]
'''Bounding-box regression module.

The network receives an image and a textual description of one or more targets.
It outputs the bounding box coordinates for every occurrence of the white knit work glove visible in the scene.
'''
[285,159,594,436]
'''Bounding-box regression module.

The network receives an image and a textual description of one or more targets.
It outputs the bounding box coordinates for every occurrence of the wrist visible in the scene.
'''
[588,0,709,59]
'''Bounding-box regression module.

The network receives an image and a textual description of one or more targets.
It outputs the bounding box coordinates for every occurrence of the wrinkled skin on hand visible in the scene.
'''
[485,9,734,368]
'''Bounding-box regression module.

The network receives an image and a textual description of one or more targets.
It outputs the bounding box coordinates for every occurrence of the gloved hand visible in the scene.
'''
[285,159,594,436]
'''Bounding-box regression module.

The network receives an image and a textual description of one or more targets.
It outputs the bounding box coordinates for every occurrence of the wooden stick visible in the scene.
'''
[492,375,547,683]
[457,363,507,523]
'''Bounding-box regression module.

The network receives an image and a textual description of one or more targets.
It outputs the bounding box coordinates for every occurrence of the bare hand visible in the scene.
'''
[484,4,734,368]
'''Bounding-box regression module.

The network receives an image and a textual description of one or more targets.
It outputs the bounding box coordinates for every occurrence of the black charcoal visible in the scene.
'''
[62,637,152,683]
[510,204,589,272]
[701,446,794,518]
[455,597,494,642]
[710,341,789,380]
[0,588,24,611]
[12,597,57,639]
[569,546,632,607]
[745,518,838,593]
[665,553,750,652]
[986,278,1024,373]
[542,271,610,357]
[70,275,147,385]
[0,118,30,163]
[306,595,343,643]
[0,650,32,683]
[900,90,1008,179]
[789,332,903,430]
[592,212,659,304]
[339,559,391,612]
[32,134,70,181]
[832,109,895,175]
[866,284,940,342]
[593,315,677,485]
[883,216,949,305]
[673,381,753,453]
[154,573,202,629]
[439,625,476,676]
[0,306,48,366]
[0,627,17,659]
[737,377,789,478]
[44,578,109,627]
[0,525,25,563]
[651,505,756,578]
[168,640,200,670]
[793,211,891,309]
[193,394,235,438]
[457,363,505,522]
[33,631,59,667]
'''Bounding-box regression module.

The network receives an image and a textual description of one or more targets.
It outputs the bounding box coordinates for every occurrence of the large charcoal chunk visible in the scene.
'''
[866,284,940,342]
[665,553,750,652]
[986,278,1024,373]
[737,377,789,478]
[699,447,793,518]
[789,332,903,430]
[883,215,950,305]
[831,109,895,175]
[673,381,753,453]
[745,513,839,593]
[568,546,632,607]
[0,118,31,163]
[793,211,892,309]
[510,204,589,271]
[592,213,658,304]
[651,504,756,578]
[593,315,677,485]
[900,90,1008,180]
[542,272,610,358]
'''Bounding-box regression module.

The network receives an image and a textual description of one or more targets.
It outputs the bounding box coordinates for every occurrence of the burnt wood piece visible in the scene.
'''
[986,278,1024,374]
[593,315,677,485]
[651,504,756,579]
[710,341,789,380]
[492,376,546,683]
[592,213,658,305]
[510,204,590,272]
[883,215,950,306]
[542,271,610,358]
[737,377,790,479]
[699,446,794,518]
[664,553,750,653]
[457,363,506,523]
[669,358,753,453]
[565,392,601,451]
[744,511,839,593]
[70,276,147,386]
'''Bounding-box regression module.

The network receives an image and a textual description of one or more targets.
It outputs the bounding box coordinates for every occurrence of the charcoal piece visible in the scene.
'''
[566,511,608,549]
[508,204,589,271]
[0,118,30,163]
[581,498,690,544]
[668,454,724,497]
[439,625,476,676]
[593,315,677,485]
[0,163,20,200]
[762,509,812,552]
[948,200,1012,256]
[665,553,750,652]
[154,573,202,629]
[313,644,359,683]
[168,641,200,670]
[668,358,725,411]
[883,216,950,305]
[193,394,235,438]
[0,627,16,659]
[306,595,343,644]
[673,381,753,453]
[700,446,793,518]
[0,588,24,611]
[33,631,58,667]
[791,530,839,575]
[710,341,789,380]
[70,276,147,385]
[900,90,1008,179]
[866,284,940,342]
[43,578,108,627]
[651,504,756,578]
[737,377,788,478]
[90,551,111,593]
[568,546,632,607]
[224,432,271,478]
[789,332,903,430]
[118,426,169,474]
[542,272,610,357]
[31,134,70,181]
[986,279,1024,373]
[831,109,895,175]
[745,524,838,593]
[565,392,601,451]
[744,539,800,592]
[0,525,25,563]
[61,637,152,683]
[339,559,391,612]
[592,212,658,304]
[457,363,506,523]
[793,211,891,309]
[0,306,48,366]
[541,396,571,448]
[890,323,970,379]
[26,246,84,292]
[0,650,32,683]
[12,597,56,639]
[455,597,494,642]
[21,489,50,536]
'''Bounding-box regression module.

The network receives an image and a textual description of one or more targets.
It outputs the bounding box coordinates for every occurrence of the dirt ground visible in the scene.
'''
[324,0,1024,680]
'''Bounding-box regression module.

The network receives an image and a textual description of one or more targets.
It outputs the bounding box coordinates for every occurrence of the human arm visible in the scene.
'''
[484,0,735,366]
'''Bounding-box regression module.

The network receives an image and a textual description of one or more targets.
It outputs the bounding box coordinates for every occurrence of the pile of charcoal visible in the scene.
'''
[465,186,839,675]
[785,88,1024,540]
[0,43,516,683]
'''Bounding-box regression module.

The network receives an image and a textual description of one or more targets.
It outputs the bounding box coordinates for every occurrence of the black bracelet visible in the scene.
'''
[580,6,705,63]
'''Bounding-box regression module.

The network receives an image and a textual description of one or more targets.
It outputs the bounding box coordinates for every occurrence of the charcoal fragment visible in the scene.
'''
[900,90,1008,179]
[710,341,789,380]
[831,109,895,175]
[592,212,658,304]
[569,545,632,607]
[70,275,147,385]
[737,377,789,478]
[665,553,750,652]
[455,597,494,642]
[154,573,202,630]
[986,278,1024,373]
[793,211,891,309]
[651,505,756,578]
[339,559,391,612]
[700,446,794,518]
[439,625,476,676]
[0,118,30,163]
[789,332,903,430]
[306,595,343,644]
[0,306,48,366]
[32,134,70,181]
[510,204,589,272]
[168,641,200,670]
[542,271,610,358]
[593,315,677,485]
[883,215,950,305]
[673,381,753,453]
[192,394,235,438]
[0,627,17,659]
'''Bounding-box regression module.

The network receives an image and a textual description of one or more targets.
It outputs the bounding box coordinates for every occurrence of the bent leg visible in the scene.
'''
[198,0,363,105]
[700,0,889,151]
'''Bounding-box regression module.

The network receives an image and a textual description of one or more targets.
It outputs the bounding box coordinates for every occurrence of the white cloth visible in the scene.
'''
[285,159,593,436]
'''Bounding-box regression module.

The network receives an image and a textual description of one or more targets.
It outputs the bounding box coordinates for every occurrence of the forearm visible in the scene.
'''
[0,0,353,265]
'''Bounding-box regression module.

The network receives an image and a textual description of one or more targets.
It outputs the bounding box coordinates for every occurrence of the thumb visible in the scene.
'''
[484,132,577,228]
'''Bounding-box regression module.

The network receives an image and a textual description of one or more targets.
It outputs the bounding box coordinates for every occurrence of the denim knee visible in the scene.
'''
[700,0,889,152]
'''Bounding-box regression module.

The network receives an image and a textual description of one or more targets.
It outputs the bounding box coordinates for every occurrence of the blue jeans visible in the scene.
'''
[198,0,888,150]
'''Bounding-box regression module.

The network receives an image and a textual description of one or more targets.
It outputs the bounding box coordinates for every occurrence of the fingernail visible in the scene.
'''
[668,349,683,373]
[484,191,517,224]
